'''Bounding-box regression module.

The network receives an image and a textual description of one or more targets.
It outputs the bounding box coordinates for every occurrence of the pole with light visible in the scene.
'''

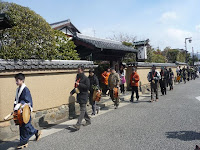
[185,37,192,63]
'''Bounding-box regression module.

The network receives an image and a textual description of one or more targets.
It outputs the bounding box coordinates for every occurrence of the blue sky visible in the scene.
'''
[3,0,200,52]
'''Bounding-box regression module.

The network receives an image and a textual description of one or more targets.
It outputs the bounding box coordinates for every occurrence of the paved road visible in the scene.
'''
[1,79,200,150]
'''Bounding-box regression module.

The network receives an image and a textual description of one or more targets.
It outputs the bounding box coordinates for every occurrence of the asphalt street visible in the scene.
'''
[1,79,200,150]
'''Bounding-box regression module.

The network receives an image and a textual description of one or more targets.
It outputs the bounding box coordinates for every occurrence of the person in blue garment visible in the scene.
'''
[14,73,41,149]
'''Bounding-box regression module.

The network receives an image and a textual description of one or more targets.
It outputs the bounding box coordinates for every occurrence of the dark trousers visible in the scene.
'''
[169,80,173,90]
[183,76,186,83]
[160,79,166,95]
[20,117,37,144]
[166,79,169,87]
[131,86,139,101]
[102,84,108,95]
[110,89,119,107]
[77,103,91,125]
[151,82,158,100]
[120,84,125,94]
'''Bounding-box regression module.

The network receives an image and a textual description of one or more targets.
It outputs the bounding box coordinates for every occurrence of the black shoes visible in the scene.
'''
[35,130,42,141]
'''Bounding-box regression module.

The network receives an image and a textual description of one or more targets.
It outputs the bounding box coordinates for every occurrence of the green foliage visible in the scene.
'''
[0,2,79,60]
[146,47,166,63]
[123,53,136,63]
[146,46,153,62]
[188,55,199,66]
[122,41,133,47]
[122,41,136,63]
[0,2,57,59]
[177,52,186,62]
[54,30,79,60]
[152,53,166,63]
[166,49,179,63]
[162,48,186,63]
[152,49,166,63]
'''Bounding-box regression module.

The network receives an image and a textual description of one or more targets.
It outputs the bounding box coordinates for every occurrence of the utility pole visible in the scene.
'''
[192,47,194,66]
[184,37,192,63]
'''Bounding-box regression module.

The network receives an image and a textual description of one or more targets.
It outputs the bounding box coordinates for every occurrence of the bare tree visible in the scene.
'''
[107,32,136,43]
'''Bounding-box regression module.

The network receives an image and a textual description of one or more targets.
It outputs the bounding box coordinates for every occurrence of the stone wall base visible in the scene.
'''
[0,103,91,141]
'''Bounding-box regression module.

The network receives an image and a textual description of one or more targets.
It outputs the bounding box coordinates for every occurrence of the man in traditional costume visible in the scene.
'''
[14,73,41,149]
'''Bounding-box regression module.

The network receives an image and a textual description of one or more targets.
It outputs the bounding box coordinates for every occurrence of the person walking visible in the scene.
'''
[70,65,91,130]
[160,67,167,95]
[119,65,126,94]
[165,67,169,88]
[187,67,190,81]
[14,73,41,149]
[182,67,187,84]
[130,68,140,102]
[179,66,182,83]
[168,68,174,90]
[147,65,161,102]
[88,69,100,115]
[101,68,111,95]
[108,68,120,109]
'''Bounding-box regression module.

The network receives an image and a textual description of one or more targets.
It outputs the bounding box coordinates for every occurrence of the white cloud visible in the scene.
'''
[160,11,178,24]
[166,28,192,43]
[196,24,200,32]
[149,28,193,50]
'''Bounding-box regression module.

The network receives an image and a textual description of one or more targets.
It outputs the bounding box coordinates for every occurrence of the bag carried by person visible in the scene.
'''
[93,90,102,102]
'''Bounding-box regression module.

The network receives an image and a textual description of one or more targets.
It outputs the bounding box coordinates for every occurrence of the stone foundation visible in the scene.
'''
[0,103,91,141]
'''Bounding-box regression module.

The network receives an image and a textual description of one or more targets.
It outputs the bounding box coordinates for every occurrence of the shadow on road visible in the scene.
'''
[166,131,200,141]
[0,140,18,150]
[43,124,80,132]
[65,126,78,132]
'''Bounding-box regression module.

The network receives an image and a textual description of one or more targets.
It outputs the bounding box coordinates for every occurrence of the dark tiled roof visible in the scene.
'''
[133,39,149,46]
[50,19,81,33]
[0,59,94,71]
[175,61,188,65]
[75,33,138,53]
[128,62,177,67]
[50,19,71,29]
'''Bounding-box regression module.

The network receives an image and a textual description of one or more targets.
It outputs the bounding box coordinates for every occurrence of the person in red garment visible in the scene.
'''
[101,68,111,95]
[130,67,140,102]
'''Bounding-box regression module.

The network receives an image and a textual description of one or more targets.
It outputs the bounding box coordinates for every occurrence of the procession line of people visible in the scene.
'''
[12,64,199,149]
